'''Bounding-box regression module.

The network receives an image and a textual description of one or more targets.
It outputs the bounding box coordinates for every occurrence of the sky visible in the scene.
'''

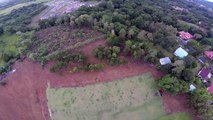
[206,0,213,2]
[0,0,10,3]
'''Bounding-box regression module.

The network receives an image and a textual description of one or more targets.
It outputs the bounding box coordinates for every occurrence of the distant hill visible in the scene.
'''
[194,0,213,9]
[0,0,33,10]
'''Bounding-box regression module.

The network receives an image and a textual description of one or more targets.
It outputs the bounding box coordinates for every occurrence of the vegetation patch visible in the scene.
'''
[0,0,49,16]
[29,26,105,64]
[159,112,192,120]
[47,73,165,120]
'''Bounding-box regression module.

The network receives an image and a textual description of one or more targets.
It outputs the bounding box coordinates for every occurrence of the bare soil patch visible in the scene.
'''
[32,25,104,55]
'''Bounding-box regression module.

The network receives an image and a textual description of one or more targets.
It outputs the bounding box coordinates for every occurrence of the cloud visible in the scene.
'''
[206,0,213,2]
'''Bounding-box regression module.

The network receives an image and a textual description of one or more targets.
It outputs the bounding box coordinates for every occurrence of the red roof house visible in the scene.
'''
[179,31,193,40]
[208,84,213,94]
[198,68,212,83]
[205,51,213,60]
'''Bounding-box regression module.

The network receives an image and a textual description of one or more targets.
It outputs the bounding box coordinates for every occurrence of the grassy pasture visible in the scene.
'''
[0,0,50,16]
[47,73,165,120]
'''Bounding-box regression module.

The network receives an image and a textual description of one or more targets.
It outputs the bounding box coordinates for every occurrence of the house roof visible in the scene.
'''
[189,84,196,92]
[159,57,172,65]
[197,56,207,64]
[174,47,188,58]
[198,68,212,82]
[204,51,213,60]
[179,31,193,40]
[208,84,213,94]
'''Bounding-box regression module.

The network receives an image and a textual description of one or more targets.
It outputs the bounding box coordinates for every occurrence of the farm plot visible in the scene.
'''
[47,73,165,120]
[32,25,105,60]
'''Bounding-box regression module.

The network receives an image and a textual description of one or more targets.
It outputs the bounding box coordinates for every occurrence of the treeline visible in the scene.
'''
[49,51,104,73]
[0,0,33,10]
[0,3,47,34]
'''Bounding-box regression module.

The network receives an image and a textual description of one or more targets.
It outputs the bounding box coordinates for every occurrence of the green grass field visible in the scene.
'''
[47,73,166,120]
[0,34,20,67]
[159,112,192,120]
[0,0,50,16]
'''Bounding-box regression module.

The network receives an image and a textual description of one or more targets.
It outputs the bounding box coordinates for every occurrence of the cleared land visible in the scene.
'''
[47,73,165,120]
[0,0,50,16]
[32,26,105,59]
[30,0,99,27]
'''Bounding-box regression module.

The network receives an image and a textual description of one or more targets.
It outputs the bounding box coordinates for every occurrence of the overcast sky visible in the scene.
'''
[206,0,213,2]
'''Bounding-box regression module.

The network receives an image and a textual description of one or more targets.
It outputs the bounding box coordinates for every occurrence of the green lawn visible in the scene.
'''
[158,112,192,120]
[47,73,165,120]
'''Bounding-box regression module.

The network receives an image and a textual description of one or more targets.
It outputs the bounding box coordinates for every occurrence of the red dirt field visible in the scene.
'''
[0,39,194,120]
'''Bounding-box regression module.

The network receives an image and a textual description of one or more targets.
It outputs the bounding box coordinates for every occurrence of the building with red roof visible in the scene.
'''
[205,51,213,60]
[208,84,213,94]
[179,31,193,40]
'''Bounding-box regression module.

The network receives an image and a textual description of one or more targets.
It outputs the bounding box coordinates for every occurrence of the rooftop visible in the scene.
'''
[198,68,212,82]
[179,31,193,40]
[205,51,213,60]
[159,57,172,65]
[174,47,188,58]
[208,84,213,94]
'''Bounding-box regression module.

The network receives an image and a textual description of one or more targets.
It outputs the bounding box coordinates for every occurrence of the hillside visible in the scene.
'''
[0,0,32,10]
[194,0,213,9]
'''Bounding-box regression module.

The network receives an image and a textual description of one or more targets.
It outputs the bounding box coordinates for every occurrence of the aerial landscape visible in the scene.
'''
[0,0,212,120]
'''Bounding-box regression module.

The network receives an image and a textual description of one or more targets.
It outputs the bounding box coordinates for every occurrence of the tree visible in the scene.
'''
[172,60,185,77]
[159,75,188,94]
[137,30,147,41]
[0,27,3,35]
[127,28,135,39]
[124,40,133,54]
[189,88,213,120]
[183,55,197,69]
[118,28,126,40]
[181,69,195,82]
[194,33,202,40]
[102,15,112,23]
[106,34,121,46]
[75,14,94,27]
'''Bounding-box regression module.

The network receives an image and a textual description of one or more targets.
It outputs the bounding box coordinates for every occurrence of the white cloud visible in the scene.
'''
[206,0,213,2]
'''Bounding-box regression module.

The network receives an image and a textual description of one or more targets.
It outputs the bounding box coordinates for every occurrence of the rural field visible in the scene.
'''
[33,26,105,57]
[29,0,99,27]
[47,73,165,120]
